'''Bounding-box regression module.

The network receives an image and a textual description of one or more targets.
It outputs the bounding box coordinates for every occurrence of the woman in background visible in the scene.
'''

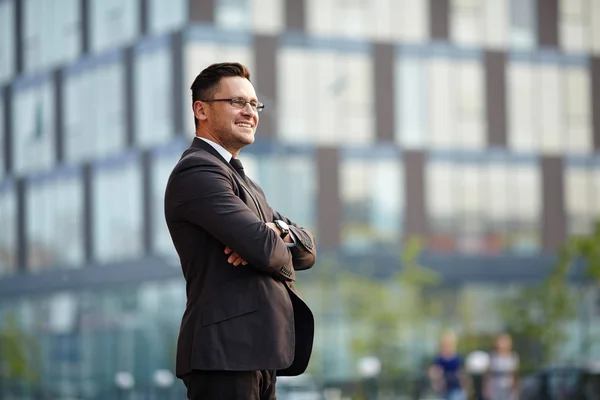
[486,333,519,400]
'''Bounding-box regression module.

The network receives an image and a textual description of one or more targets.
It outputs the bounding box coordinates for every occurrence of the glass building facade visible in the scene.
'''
[0,0,600,398]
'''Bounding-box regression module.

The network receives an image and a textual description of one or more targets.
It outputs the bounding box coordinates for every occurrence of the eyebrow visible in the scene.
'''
[233,95,259,102]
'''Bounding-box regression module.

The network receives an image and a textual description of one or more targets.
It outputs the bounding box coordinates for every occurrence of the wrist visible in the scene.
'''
[273,220,290,239]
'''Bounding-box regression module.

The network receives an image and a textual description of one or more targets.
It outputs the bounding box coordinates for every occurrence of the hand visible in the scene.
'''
[224,247,248,266]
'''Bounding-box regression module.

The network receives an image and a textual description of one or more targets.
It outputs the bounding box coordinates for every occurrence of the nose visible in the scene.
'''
[241,103,256,116]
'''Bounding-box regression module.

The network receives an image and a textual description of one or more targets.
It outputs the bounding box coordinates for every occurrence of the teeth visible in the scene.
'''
[236,123,251,128]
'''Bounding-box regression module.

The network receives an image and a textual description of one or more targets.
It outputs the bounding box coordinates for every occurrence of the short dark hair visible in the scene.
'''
[190,62,252,128]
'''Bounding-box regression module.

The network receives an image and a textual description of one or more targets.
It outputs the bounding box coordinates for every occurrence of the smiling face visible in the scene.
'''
[194,76,259,158]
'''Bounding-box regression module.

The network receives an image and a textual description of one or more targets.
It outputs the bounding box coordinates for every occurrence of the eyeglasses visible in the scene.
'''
[201,97,265,113]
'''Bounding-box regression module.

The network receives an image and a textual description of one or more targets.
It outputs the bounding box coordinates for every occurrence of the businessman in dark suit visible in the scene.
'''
[164,62,316,399]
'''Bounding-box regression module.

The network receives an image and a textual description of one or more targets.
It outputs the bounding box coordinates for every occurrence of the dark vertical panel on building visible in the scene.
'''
[16,178,26,272]
[82,164,94,262]
[124,47,135,147]
[81,0,90,54]
[404,151,428,239]
[285,0,306,32]
[592,57,600,150]
[172,31,185,136]
[141,151,152,253]
[54,70,64,162]
[538,0,558,47]
[541,156,566,253]
[317,147,341,249]
[485,51,507,147]
[254,35,278,139]
[374,42,395,142]
[430,0,450,40]
[189,0,215,23]
[2,86,11,173]
[139,0,149,35]
[14,0,23,73]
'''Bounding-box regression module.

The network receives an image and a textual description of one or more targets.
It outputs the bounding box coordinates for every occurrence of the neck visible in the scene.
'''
[195,130,240,158]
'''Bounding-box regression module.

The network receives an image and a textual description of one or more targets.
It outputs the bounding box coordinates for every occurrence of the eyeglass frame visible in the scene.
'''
[200,97,265,113]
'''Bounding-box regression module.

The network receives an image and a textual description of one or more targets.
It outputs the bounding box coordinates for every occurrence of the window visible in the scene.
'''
[408,53,485,150]
[278,44,374,145]
[63,52,126,162]
[507,58,592,155]
[593,0,600,53]
[427,154,540,254]
[483,158,511,253]
[93,155,143,263]
[0,92,4,180]
[507,162,541,253]
[22,0,80,74]
[565,163,600,235]
[215,0,251,31]
[559,0,591,53]
[215,0,285,35]
[428,58,455,148]
[340,154,403,252]
[0,181,16,276]
[151,145,185,261]
[12,75,56,176]
[135,39,173,148]
[538,63,562,154]
[183,33,254,136]
[456,59,486,149]
[451,0,483,47]
[507,61,536,152]
[510,0,536,49]
[395,53,428,149]
[0,0,15,84]
[427,159,459,252]
[306,0,429,42]
[251,0,284,34]
[564,66,592,153]
[26,168,84,271]
[148,0,186,34]
[450,0,537,50]
[89,0,139,54]
[450,0,509,49]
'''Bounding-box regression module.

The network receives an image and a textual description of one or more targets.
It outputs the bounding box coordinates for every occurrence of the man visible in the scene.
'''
[164,62,316,399]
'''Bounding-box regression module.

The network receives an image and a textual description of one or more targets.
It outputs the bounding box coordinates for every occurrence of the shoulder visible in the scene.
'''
[172,148,229,176]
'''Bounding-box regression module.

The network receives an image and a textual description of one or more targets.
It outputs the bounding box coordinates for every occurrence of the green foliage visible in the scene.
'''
[337,237,442,375]
[0,313,40,384]
[497,220,600,371]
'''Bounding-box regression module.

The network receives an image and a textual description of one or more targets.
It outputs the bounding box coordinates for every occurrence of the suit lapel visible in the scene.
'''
[190,139,268,221]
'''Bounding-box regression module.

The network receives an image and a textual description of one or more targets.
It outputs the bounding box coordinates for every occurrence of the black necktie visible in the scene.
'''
[230,158,247,182]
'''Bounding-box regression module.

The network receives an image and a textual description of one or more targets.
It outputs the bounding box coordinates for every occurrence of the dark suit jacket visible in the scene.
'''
[164,138,316,378]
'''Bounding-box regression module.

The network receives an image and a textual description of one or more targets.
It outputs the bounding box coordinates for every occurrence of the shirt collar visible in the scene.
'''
[195,136,233,162]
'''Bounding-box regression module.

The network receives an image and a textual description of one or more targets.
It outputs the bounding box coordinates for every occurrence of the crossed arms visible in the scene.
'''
[169,161,316,281]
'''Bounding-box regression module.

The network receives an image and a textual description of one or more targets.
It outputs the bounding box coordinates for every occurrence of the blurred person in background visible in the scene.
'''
[164,62,317,400]
[485,333,519,400]
[428,330,467,400]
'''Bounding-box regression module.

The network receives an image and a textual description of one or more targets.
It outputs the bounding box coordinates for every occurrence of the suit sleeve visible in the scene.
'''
[168,163,294,281]
[272,209,317,271]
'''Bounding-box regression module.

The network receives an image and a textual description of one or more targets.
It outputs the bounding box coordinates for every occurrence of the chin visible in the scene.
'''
[242,132,255,144]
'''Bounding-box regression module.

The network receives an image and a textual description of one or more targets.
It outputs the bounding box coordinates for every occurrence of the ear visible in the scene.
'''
[193,101,208,122]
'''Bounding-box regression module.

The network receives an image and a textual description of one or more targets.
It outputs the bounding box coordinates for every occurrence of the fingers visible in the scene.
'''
[226,251,247,267]
[224,246,232,254]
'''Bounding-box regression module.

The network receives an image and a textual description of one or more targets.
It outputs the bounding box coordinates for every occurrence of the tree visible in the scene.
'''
[0,312,40,393]
[497,221,600,371]
[562,220,600,359]
[340,237,442,375]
